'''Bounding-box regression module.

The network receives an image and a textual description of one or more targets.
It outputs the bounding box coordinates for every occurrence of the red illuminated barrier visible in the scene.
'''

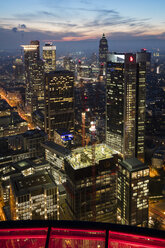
[0,220,164,248]
[109,231,165,248]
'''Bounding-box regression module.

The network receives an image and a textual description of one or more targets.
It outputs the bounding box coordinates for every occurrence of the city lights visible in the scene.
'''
[0,2,164,242]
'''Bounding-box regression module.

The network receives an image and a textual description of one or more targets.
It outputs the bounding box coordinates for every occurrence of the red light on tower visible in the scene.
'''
[129,56,134,62]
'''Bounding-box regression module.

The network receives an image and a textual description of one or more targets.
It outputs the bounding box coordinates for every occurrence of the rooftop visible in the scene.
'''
[42,141,71,157]
[66,143,117,170]
[120,158,148,172]
[22,129,46,138]
[46,70,74,76]
[10,170,56,197]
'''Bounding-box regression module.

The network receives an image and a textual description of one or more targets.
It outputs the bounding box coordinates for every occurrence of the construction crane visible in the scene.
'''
[89,120,96,221]
[80,79,86,147]
[80,76,97,221]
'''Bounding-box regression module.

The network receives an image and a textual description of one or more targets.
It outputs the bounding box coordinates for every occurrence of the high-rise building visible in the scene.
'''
[21,40,44,114]
[117,158,149,227]
[64,144,119,223]
[43,42,56,73]
[44,71,74,140]
[12,58,24,84]
[106,50,151,161]
[136,49,151,160]
[99,34,109,81]
[10,170,59,220]
[63,57,75,72]
[99,34,108,63]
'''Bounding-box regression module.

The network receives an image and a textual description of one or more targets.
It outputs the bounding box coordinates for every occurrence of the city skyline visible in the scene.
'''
[0,27,164,232]
[0,0,165,51]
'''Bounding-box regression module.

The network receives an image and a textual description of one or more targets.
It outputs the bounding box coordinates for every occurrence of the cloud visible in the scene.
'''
[14,11,58,20]
[40,11,57,17]
[0,25,165,55]
[83,9,152,31]
[43,21,77,28]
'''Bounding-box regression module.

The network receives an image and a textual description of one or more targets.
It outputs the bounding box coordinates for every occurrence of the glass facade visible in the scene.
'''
[106,51,151,161]
[44,71,74,141]
[22,41,44,113]
[123,54,137,159]
[136,51,151,162]
[43,43,56,73]
[106,61,124,153]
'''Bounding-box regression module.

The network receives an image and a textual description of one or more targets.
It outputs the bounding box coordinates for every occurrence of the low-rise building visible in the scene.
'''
[10,170,59,220]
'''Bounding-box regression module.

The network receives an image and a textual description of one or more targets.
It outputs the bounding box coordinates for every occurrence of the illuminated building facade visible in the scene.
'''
[64,144,118,223]
[43,42,56,73]
[0,157,50,208]
[10,170,59,220]
[22,40,44,113]
[42,141,71,184]
[13,58,24,84]
[0,101,28,137]
[44,71,74,140]
[54,130,73,148]
[136,50,151,161]
[63,56,75,72]
[0,120,28,137]
[99,34,108,81]
[0,130,47,205]
[106,50,151,160]
[117,158,149,226]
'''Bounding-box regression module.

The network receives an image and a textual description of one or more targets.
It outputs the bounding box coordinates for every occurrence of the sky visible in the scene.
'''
[0,0,165,53]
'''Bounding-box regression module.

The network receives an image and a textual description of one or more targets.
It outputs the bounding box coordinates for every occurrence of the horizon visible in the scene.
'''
[0,0,165,53]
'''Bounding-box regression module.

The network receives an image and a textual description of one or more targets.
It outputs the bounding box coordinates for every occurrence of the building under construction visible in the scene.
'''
[64,144,119,223]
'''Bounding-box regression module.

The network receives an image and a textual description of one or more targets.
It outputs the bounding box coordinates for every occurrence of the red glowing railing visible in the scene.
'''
[0,220,164,248]
[0,227,48,248]
[109,231,165,248]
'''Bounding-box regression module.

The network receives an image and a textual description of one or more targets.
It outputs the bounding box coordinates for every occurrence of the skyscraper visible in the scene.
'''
[43,42,56,73]
[99,34,108,81]
[99,34,108,63]
[117,158,149,226]
[21,41,44,114]
[44,71,74,140]
[106,50,151,161]
[136,49,151,161]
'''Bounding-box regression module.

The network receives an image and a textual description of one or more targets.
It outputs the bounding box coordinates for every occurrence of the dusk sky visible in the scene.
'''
[0,0,165,52]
